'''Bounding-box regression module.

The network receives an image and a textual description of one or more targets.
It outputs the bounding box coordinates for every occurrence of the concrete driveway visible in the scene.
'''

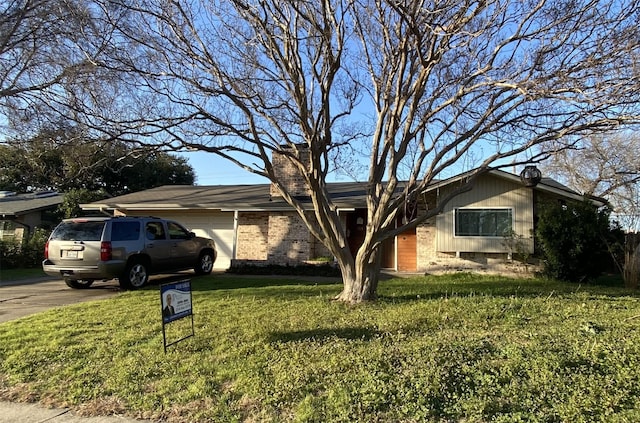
[0,278,124,323]
[0,274,195,324]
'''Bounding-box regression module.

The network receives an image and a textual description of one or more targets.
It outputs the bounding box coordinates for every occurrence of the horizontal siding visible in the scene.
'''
[436,174,534,254]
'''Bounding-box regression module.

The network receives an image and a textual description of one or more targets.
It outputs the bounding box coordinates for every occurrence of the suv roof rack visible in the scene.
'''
[111,215,162,219]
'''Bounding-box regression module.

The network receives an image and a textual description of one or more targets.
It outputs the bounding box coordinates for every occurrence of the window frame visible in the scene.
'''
[453,207,514,238]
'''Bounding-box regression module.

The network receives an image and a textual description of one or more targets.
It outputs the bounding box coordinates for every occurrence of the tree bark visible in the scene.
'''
[334,246,381,303]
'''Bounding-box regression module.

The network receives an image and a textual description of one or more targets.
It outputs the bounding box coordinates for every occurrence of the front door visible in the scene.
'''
[346,209,367,257]
[397,228,417,272]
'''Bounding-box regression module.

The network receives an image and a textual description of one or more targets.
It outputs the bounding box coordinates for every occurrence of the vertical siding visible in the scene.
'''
[436,174,535,254]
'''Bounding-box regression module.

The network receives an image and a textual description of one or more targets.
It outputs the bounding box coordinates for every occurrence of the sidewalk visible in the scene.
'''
[0,401,151,422]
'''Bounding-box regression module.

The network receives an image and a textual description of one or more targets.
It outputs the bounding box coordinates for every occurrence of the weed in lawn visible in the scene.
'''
[1,274,640,422]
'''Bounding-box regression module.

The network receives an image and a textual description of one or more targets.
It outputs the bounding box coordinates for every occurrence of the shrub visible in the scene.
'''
[535,199,624,282]
[0,227,50,269]
[227,262,341,277]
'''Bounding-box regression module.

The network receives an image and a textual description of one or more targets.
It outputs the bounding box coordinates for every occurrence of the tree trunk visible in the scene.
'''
[334,248,381,303]
[624,235,640,289]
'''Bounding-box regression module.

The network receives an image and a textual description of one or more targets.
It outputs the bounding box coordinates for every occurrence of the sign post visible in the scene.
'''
[160,279,194,352]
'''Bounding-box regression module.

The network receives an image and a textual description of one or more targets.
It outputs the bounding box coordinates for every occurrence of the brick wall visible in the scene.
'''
[267,212,313,264]
[270,145,311,197]
[416,216,437,271]
[235,209,333,266]
[236,212,269,260]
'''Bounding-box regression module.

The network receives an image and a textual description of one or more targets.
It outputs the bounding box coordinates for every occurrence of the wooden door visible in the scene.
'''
[397,228,417,272]
[346,210,367,256]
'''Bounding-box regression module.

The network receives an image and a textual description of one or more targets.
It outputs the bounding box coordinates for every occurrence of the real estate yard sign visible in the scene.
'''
[160,280,194,352]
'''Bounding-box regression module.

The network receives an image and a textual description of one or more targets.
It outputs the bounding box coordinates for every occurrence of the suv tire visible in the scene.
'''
[195,250,214,275]
[120,260,149,289]
[65,279,94,289]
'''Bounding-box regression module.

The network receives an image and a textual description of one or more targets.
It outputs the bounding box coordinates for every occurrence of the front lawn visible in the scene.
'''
[1,273,640,422]
[0,267,47,282]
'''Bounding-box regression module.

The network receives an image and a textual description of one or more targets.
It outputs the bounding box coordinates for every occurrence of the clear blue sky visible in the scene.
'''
[181,151,269,186]
[181,143,529,186]
[181,150,365,186]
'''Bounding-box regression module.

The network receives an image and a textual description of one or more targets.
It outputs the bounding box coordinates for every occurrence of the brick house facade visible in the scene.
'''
[236,147,332,265]
[83,151,599,275]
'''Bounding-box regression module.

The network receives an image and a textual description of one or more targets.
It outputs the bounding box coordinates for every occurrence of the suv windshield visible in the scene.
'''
[50,221,106,241]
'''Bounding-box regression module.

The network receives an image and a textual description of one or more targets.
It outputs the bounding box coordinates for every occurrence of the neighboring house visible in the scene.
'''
[81,154,599,275]
[0,191,63,243]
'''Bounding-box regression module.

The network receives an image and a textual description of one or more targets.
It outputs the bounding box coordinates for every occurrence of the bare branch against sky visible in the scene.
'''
[3,0,639,301]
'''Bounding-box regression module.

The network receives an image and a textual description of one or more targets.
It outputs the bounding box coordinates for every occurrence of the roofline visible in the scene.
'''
[0,201,65,217]
[79,204,312,212]
[81,170,606,212]
[424,169,605,206]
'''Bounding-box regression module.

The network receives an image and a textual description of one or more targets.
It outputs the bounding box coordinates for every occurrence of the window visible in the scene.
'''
[167,222,191,240]
[146,222,166,240]
[112,222,141,241]
[455,208,513,237]
[50,221,106,241]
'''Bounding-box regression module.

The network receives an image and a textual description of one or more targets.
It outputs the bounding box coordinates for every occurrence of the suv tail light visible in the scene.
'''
[100,241,112,261]
[44,241,49,259]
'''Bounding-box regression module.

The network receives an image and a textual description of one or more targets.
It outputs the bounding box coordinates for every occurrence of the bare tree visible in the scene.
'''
[542,134,640,231]
[0,0,114,133]
[59,0,640,302]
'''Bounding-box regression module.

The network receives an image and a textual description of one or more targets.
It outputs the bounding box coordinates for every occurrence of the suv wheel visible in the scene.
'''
[194,251,214,275]
[120,260,149,289]
[65,279,94,289]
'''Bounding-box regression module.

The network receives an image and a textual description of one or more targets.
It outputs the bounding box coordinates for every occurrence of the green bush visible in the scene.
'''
[0,227,49,269]
[227,262,341,277]
[535,199,623,282]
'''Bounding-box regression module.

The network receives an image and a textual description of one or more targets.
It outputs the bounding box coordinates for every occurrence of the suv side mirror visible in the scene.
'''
[189,232,196,238]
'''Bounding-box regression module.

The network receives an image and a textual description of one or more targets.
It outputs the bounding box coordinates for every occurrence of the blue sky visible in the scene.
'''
[181,149,367,186]
[181,151,269,186]
[181,146,511,186]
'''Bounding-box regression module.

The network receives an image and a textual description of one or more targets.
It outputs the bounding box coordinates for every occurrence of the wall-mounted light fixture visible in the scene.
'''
[520,165,542,187]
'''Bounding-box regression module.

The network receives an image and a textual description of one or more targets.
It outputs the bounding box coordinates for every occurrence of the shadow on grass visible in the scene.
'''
[139,271,640,301]
[191,274,342,292]
[377,277,640,303]
[268,326,380,343]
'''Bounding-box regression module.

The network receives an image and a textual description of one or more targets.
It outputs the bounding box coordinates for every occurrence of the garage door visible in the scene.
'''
[157,212,235,270]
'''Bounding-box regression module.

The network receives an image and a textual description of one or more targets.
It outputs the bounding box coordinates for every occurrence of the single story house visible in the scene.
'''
[81,156,598,275]
[0,191,64,243]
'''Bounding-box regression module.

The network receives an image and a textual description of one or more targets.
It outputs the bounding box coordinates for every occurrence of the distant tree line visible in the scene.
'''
[1,126,195,217]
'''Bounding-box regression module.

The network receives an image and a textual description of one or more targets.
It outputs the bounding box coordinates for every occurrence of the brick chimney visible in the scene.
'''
[270,144,311,198]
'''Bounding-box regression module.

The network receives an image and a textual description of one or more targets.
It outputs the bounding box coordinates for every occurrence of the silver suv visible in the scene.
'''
[42,216,217,289]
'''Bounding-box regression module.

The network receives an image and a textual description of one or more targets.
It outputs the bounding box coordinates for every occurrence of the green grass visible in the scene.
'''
[0,267,47,282]
[2,273,640,422]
